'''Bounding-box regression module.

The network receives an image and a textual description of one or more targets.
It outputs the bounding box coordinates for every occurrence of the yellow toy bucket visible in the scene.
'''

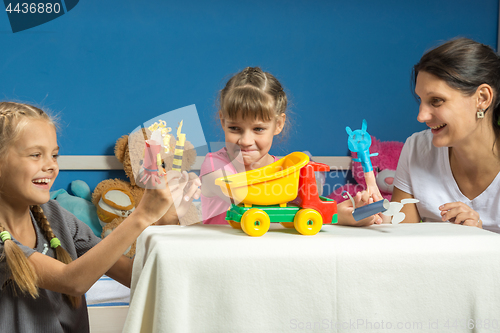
[215,152,310,206]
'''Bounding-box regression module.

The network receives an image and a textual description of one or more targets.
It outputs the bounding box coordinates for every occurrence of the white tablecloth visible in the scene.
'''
[123,223,500,333]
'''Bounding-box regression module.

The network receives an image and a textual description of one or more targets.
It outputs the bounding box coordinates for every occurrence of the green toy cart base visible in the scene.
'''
[225,197,338,237]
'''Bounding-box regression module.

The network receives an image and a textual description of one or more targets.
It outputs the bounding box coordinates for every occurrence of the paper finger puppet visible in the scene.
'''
[140,139,163,186]
[172,120,186,172]
[383,198,420,224]
[148,120,173,153]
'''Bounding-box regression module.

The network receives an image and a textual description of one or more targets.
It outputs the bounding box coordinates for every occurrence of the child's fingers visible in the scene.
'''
[364,171,377,188]
[167,171,192,194]
[183,179,202,202]
[374,213,383,224]
[166,170,183,182]
[355,213,382,226]
[364,171,384,200]
[181,171,191,183]
[379,213,392,224]
[353,191,370,206]
[337,196,382,226]
[189,172,202,187]
[370,191,384,202]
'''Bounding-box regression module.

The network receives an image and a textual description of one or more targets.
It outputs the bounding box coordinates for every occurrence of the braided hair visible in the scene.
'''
[219,67,289,133]
[0,102,80,307]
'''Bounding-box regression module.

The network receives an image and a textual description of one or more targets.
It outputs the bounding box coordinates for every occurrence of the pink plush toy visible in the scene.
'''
[327,136,404,202]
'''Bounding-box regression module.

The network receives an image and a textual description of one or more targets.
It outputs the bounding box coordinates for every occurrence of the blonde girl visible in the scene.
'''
[200,67,380,226]
[200,67,287,224]
[0,102,200,332]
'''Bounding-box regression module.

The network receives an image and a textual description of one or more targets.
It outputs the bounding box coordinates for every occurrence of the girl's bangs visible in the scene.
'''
[220,86,275,121]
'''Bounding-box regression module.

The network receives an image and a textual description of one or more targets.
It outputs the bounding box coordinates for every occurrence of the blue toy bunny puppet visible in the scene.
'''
[345,119,384,203]
[346,119,379,173]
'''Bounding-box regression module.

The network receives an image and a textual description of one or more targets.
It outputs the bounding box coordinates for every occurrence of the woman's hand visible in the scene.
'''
[337,191,383,227]
[156,171,201,225]
[439,202,482,228]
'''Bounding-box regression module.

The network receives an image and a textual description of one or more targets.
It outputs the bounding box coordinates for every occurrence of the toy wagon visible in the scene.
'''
[215,152,338,236]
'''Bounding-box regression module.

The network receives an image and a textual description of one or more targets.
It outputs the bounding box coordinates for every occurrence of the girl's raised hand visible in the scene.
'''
[134,171,179,226]
[439,202,482,228]
[156,171,201,225]
[178,171,202,213]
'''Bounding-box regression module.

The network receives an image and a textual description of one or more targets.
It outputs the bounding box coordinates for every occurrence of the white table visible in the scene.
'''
[123,223,500,333]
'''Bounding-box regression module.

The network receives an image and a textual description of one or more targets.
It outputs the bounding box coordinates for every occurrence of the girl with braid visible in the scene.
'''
[0,102,201,332]
[200,67,381,226]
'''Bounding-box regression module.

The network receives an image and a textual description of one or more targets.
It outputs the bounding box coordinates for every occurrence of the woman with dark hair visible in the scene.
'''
[392,37,500,231]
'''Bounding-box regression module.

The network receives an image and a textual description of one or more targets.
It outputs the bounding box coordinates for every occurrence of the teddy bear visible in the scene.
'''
[91,127,200,258]
[327,136,404,203]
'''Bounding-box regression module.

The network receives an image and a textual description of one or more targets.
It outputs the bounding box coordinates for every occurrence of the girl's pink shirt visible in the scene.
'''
[200,148,277,224]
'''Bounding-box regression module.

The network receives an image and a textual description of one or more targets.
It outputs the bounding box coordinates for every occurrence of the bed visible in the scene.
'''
[86,276,130,333]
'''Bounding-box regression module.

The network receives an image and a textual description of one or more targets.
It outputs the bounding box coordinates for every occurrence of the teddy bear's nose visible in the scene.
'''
[385,177,394,185]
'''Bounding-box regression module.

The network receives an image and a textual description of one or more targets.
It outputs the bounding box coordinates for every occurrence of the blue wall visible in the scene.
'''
[1,0,498,191]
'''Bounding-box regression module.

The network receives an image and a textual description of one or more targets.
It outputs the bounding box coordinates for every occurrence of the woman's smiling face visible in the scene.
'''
[415,71,478,148]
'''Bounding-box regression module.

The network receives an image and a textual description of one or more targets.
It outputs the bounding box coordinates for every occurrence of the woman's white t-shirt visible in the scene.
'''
[394,129,500,232]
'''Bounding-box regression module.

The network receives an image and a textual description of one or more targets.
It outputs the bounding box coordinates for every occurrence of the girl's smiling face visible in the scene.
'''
[415,71,479,148]
[0,120,59,207]
[221,114,285,171]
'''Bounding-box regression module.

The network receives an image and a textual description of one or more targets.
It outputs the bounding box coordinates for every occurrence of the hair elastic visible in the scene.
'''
[0,231,12,242]
[50,237,61,249]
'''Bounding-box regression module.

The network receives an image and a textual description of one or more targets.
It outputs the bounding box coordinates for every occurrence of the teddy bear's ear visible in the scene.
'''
[122,130,149,186]
[114,135,129,163]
